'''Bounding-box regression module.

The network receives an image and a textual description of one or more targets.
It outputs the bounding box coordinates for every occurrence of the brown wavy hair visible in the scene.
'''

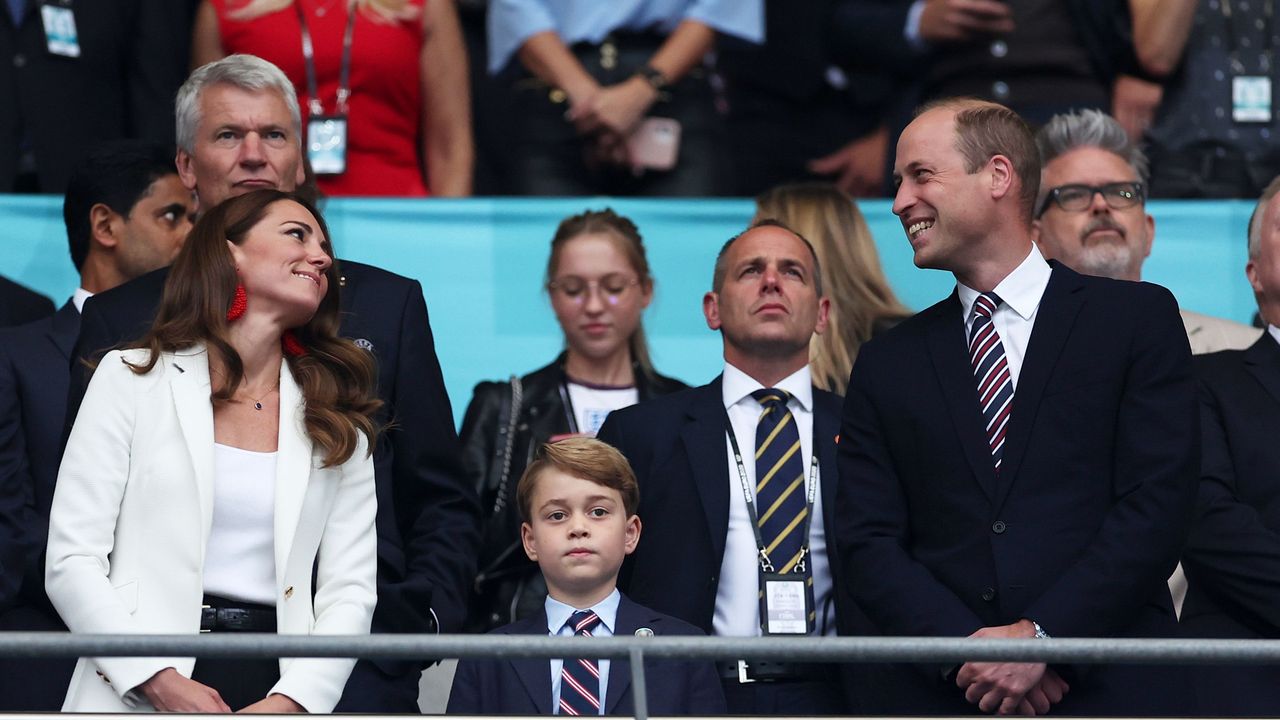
[126,189,380,466]
[754,183,912,394]
[545,208,657,381]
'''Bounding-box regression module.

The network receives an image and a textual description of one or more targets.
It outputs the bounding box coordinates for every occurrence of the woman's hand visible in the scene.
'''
[568,76,658,138]
[139,667,231,713]
[238,693,305,714]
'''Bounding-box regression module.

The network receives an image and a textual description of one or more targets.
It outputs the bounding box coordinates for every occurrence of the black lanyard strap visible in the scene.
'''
[724,412,819,574]
[296,0,358,116]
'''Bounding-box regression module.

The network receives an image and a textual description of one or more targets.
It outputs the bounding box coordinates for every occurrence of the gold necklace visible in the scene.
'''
[240,383,280,411]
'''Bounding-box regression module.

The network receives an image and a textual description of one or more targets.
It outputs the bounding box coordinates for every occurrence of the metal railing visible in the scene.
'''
[3,633,1279,719]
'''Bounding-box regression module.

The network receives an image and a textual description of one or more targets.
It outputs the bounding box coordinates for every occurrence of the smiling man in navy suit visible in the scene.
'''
[0,140,194,710]
[64,55,480,712]
[837,98,1198,716]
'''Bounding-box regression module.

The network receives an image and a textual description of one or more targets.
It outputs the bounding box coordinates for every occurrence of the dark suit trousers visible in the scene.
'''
[720,674,848,715]
[0,604,74,710]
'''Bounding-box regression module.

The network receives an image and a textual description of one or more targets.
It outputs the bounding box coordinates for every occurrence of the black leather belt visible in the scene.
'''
[200,605,276,633]
[717,660,829,684]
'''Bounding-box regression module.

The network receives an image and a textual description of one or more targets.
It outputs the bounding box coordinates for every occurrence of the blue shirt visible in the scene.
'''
[487,0,764,74]
[546,589,621,715]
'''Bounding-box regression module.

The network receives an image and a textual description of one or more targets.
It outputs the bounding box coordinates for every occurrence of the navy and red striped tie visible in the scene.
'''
[969,293,1014,472]
[558,611,602,715]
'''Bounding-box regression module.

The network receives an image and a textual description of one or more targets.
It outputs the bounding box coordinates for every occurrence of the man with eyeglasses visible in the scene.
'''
[1033,109,1261,355]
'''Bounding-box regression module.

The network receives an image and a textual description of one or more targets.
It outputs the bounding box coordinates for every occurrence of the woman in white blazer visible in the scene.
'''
[46,190,381,713]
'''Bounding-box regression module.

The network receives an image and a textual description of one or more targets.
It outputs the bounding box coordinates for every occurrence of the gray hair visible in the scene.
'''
[175,54,302,154]
[1248,176,1280,257]
[1035,109,1149,185]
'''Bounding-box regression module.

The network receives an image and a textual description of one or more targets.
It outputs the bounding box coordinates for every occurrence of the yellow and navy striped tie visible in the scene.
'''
[751,388,808,575]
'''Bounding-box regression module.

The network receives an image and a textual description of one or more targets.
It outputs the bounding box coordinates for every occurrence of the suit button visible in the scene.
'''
[708,575,718,589]
[13,53,26,68]
[981,587,996,602]
[992,520,1007,534]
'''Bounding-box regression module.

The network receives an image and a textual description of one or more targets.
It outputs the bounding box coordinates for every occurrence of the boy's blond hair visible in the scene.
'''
[517,438,640,521]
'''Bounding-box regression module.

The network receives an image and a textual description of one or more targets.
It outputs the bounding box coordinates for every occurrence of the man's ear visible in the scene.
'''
[623,515,642,555]
[176,148,198,192]
[813,296,831,336]
[703,291,721,331]
[988,154,1015,202]
[520,521,538,562]
[89,203,122,250]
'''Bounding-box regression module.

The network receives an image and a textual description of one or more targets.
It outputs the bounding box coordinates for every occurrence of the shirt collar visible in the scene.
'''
[545,588,620,635]
[722,362,813,413]
[957,244,1051,323]
[1268,325,1280,348]
[72,288,93,314]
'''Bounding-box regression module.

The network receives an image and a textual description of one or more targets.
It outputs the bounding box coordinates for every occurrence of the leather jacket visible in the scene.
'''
[458,354,688,631]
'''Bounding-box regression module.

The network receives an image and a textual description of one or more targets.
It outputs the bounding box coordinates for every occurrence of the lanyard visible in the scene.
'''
[296,0,358,116]
[1222,0,1274,73]
[724,413,819,575]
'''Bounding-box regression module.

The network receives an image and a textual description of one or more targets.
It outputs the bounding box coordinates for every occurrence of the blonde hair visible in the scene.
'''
[754,182,911,394]
[227,0,420,23]
[517,438,640,523]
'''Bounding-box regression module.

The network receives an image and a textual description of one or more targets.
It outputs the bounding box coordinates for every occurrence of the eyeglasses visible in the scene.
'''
[1036,182,1145,217]
[547,274,640,305]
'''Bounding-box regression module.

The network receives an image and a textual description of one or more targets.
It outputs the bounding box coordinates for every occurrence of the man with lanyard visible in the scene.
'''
[598,220,855,714]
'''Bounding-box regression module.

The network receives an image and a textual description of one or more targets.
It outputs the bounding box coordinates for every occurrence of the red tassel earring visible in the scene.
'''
[226,283,247,322]
[282,330,307,357]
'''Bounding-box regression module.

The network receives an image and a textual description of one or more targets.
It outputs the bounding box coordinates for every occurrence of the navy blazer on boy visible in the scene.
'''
[66,260,480,710]
[838,262,1198,715]
[447,593,726,716]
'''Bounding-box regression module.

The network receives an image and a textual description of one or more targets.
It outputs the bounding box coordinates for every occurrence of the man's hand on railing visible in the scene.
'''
[139,667,231,713]
[1021,668,1070,715]
[955,620,1050,715]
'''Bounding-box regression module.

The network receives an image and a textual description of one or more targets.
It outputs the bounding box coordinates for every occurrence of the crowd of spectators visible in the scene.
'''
[2,0,1273,199]
[3,0,1280,717]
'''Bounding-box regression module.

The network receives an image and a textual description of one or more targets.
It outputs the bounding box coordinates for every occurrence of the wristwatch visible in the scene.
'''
[633,64,670,92]
[1031,620,1051,639]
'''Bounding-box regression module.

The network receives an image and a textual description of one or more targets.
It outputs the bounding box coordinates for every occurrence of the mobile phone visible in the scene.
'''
[626,117,681,171]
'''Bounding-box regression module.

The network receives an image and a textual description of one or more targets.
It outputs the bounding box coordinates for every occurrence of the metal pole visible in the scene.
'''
[629,646,649,720]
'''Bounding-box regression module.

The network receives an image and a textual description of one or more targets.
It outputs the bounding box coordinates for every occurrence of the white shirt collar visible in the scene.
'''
[545,588,620,635]
[1267,325,1280,348]
[72,288,93,314]
[957,243,1051,323]
[721,362,813,413]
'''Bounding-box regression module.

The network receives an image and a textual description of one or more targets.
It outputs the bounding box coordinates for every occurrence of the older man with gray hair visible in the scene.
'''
[1032,108,1260,355]
[66,54,479,713]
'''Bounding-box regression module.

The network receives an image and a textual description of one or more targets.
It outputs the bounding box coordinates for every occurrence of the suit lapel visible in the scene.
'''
[812,389,840,549]
[46,301,79,360]
[603,595,647,714]
[508,612,555,715]
[993,265,1085,510]
[274,358,312,576]
[1244,333,1280,407]
[681,380,732,564]
[925,293,999,499]
[169,347,216,543]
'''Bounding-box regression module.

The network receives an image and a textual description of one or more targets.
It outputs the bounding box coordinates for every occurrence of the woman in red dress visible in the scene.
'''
[192,0,473,197]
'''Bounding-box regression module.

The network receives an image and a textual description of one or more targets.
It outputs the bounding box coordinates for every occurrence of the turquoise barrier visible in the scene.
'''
[1,196,1260,425]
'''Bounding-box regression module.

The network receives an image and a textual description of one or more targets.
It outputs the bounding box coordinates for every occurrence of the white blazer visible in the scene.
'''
[46,345,377,712]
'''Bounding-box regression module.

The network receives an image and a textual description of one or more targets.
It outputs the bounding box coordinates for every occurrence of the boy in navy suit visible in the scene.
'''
[447,438,726,716]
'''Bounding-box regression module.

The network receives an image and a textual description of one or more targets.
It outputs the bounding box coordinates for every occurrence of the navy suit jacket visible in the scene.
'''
[447,593,726,716]
[1181,334,1280,714]
[838,262,1199,715]
[0,301,78,612]
[0,276,53,329]
[596,379,860,646]
[67,261,480,675]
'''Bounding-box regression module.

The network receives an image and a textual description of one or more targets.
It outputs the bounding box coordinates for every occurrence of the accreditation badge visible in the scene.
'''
[307,115,349,175]
[40,1,80,58]
[759,572,814,636]
[1232,75,1272,122]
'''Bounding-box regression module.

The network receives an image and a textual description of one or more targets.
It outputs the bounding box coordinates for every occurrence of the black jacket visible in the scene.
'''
[458,354,687,630]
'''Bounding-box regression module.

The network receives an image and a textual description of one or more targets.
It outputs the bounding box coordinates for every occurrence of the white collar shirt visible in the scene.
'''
[956,244,1053,388]
[546,589,619,715]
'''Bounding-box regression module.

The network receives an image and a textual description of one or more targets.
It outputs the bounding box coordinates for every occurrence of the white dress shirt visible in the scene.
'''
[714,363,834,638]
[72,287,92,313]
[957,244,1053,388]
[546,589,619,714]
[1268,324,1280,347]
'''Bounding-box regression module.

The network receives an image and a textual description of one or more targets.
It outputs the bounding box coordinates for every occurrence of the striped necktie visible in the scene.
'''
[752,388,808,573]
[969,293,1014,472]
[558,611,602,716]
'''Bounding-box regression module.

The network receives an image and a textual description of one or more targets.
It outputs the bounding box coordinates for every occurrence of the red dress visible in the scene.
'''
[214,0,428,196]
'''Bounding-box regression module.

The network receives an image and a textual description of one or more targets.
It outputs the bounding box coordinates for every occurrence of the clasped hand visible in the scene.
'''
[955,621,1070,715]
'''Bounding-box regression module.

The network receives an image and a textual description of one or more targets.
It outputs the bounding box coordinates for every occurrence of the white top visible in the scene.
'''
[714,363,834,637]
[545,589,620,715]
[1268,324,1280,347]
[956,244,1053,389]
[203,443,278,605]
[72,287,92,313]
[566,381,638,437]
